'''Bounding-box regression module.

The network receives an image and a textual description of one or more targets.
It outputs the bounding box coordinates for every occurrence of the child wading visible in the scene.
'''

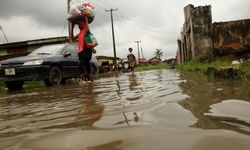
[127,48,137,75]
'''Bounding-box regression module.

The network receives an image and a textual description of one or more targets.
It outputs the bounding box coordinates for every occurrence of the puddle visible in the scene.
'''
[0,70,250,150]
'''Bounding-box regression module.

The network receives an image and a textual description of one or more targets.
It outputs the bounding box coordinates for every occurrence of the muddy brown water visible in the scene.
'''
[0,69,250,150]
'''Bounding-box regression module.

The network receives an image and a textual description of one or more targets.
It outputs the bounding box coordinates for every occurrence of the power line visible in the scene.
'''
[61,21,68,35]
[101,0,118,8]
[94,0,111,9]
[112,10,177,35]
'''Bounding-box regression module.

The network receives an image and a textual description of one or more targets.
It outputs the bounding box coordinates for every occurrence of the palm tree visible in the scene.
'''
[154,49,163,59]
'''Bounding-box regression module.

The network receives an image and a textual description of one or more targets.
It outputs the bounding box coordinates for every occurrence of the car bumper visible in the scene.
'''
[0,65,50,82]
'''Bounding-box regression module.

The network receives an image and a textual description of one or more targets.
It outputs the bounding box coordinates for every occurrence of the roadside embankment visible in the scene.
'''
[176,60,250,80]
[135,64,170,72]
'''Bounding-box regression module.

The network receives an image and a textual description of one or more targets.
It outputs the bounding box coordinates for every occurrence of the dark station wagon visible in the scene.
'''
[0,43,98,90]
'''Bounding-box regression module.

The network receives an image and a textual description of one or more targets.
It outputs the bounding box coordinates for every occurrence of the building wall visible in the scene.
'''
[177,4,250,63]
[178,4,212,63]
[212,19,250,60]
[177,39,182,64]
[191,5,213,61]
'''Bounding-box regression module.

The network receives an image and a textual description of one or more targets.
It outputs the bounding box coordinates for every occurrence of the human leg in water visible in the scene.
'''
[82,58,93,82]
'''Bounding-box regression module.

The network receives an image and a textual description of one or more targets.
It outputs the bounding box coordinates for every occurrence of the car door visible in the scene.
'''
[61,44,80,78]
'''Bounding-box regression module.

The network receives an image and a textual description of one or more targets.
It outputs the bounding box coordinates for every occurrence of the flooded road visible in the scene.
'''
[0,69,250,150]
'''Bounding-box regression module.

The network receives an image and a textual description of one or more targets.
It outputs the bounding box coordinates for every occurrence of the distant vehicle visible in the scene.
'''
[0,43,98,90]
[90,54,100,75]
[99,61,111,73]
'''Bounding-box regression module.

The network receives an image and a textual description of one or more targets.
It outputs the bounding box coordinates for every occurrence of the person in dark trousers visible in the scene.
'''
[127,48,137,75]
[73,21,93,83]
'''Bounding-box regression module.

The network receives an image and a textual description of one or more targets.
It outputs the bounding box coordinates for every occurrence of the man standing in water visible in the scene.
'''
[127,48,137,75]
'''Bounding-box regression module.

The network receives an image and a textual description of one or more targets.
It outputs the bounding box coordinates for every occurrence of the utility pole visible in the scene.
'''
[0,25,9,43]
[67,0,73,42]
[135,41,141,64]
[141,47,144,62]
[105,8,118,71]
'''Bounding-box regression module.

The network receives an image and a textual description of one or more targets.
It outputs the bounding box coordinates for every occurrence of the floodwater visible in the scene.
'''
[0,69,250,150]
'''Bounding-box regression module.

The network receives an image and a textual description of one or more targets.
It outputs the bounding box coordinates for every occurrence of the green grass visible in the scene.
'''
[0,80,45,95]
[176,60,250,80]
[176,60,231,73]
[0,81,6,95]
[23,81,45,89]
[240,60,250,80]
[135,64,171,72]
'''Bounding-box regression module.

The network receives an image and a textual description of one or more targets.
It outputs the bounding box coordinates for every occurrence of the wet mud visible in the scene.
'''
[0,70,249,150]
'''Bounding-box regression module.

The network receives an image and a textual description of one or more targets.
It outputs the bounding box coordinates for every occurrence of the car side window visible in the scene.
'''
[63,45,77,57]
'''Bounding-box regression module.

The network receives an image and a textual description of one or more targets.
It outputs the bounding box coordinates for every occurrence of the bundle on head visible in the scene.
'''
[67,2,95,24]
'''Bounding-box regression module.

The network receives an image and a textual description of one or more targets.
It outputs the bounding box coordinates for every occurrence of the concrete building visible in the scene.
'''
[96,55,121,66]
[212,20,250,60]
[147,56,161,65]
[177,4,250,63]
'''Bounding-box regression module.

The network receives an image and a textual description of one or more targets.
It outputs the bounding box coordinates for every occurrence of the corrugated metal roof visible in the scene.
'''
[0,36,69,49]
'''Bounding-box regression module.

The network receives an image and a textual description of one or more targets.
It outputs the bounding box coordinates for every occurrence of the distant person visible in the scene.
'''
[73,21,93,83]
[127,48,136,75]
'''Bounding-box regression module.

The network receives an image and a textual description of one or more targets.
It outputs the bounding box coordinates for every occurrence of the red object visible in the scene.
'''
[77,21,88,53]
[83,2,95,9]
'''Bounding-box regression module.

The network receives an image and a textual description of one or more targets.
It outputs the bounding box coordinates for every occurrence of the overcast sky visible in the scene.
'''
[0,0,250,59]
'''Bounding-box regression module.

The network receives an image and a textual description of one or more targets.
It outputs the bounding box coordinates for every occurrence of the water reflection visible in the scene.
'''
[1,69,249,148]
[113,74,144,127]
[1,69,250,149]
[75,83,104,130]
[112,111,144,127]
[179,73,250,135]
[128,74,139,91]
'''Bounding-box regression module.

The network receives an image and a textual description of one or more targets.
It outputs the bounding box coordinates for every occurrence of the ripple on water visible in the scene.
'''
[0,70,188,138]
[205,99,250,132]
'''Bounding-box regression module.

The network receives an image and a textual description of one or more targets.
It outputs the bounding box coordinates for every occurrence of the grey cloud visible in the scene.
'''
[1,0,250,59]
[0,0,67,27]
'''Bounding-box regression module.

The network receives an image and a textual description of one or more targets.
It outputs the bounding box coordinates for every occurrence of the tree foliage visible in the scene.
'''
[154,49,163,59]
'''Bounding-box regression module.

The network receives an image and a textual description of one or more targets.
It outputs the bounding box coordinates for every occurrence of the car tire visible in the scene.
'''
[91,66,97,75]
[44,66,62,86]
[5,81,24,91]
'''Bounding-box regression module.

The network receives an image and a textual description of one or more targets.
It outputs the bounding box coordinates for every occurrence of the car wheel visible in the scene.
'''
[5,81,24,91]
[44,66,62,86]
[91,66,97,75]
